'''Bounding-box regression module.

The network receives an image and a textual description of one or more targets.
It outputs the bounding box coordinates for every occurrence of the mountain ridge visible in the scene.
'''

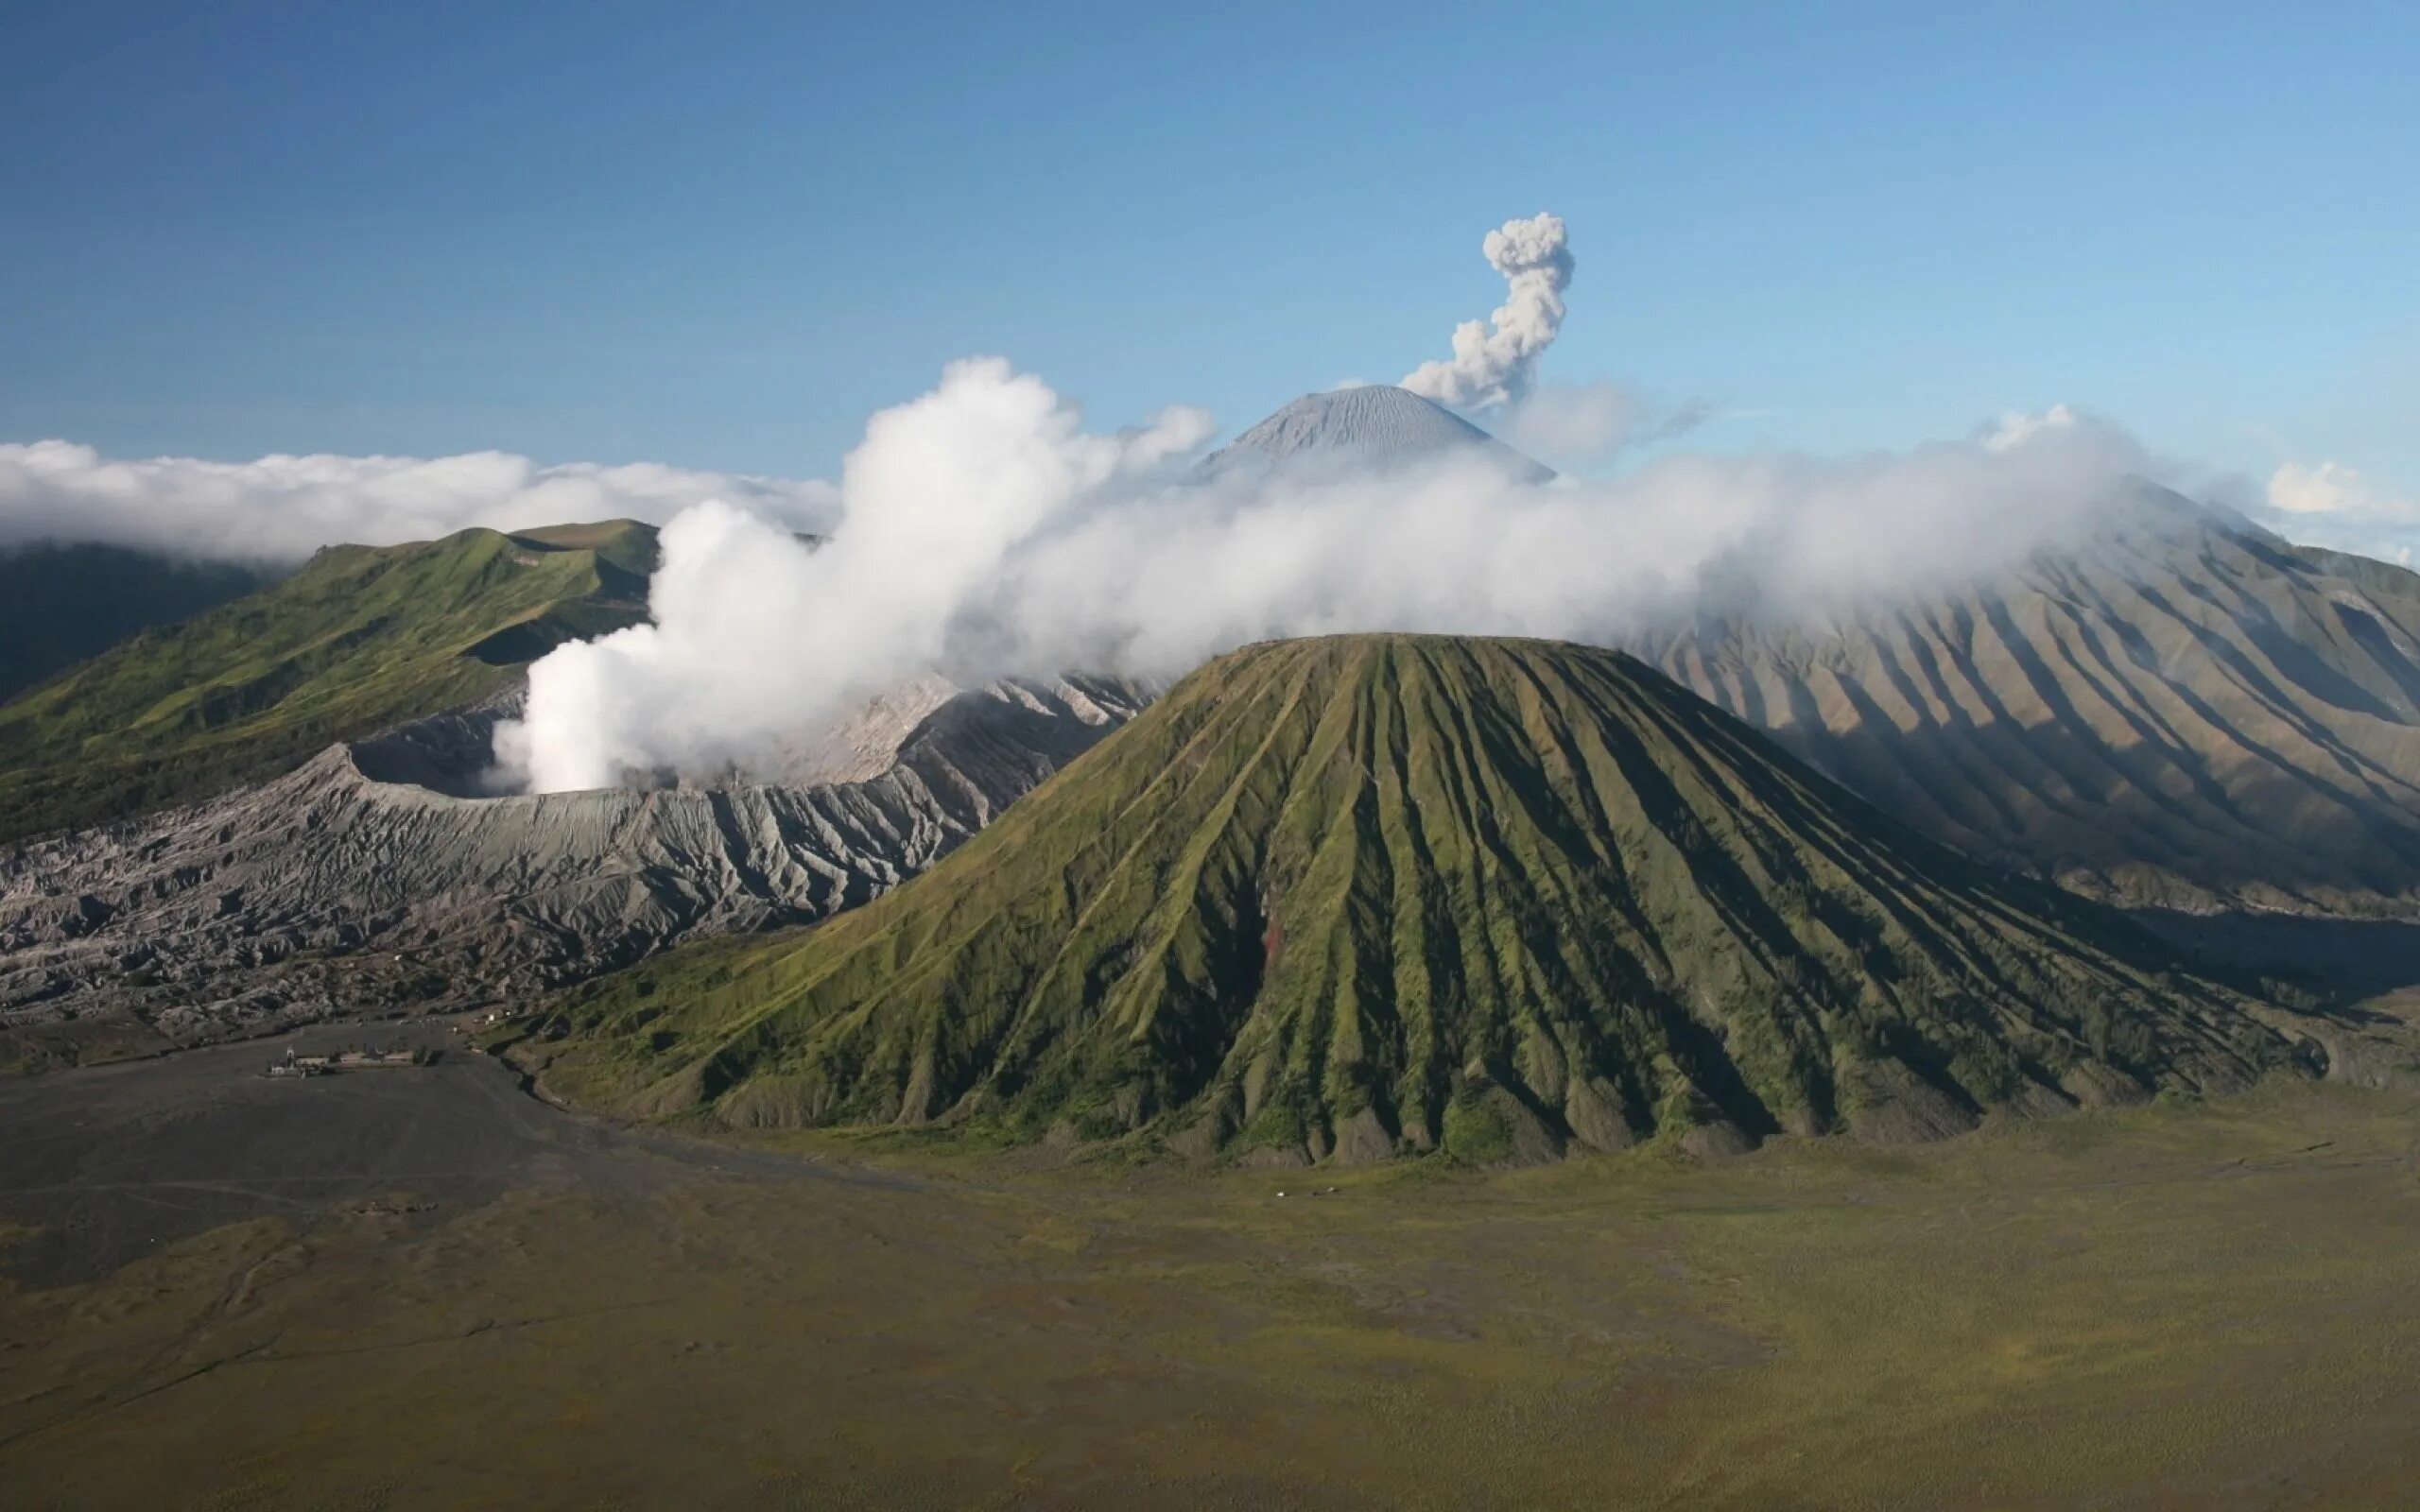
[0,542,283,703]
[0,520,658,843]
[1645,486,2420,915]
[519,634,2344,1164]
[0,673,1151,1068]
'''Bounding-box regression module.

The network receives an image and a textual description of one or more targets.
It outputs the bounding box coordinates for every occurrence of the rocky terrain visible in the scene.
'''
[0,675,1149,1068]
[526,635,2363,1164]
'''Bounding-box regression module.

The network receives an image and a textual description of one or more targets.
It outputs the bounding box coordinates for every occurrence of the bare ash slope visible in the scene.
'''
[1643,487,2420,915]
[1196,384,1554,484]
[526,636,2360,1166]
[0,677,1148,1067]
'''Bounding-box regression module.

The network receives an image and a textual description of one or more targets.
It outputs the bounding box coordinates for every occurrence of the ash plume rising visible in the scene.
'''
[1400,213,1575,412]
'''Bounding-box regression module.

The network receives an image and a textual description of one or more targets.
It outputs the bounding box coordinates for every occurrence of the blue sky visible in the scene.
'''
[5,0,2414,505]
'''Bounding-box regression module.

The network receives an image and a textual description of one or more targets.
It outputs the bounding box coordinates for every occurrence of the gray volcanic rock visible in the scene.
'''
[1196,385,1553,485]
[0,675,1150,1065]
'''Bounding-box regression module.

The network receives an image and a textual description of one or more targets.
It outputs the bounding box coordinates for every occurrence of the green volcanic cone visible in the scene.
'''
[529,634,2330,1164]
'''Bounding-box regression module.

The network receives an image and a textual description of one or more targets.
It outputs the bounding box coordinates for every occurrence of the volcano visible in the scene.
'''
[526,634,2334,1164]
[1196,385,1553,485]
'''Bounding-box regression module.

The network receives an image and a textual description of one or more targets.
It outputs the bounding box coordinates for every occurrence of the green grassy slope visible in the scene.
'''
[0,542,281,703]
[0,520,656,842]
[527,634,2326,1163]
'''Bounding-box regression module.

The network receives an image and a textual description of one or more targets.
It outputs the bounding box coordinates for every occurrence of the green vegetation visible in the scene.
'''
[0,520,656,842]
[6,1078,2417,1509]
[0,541,280,703]
[528,634,2333,1160]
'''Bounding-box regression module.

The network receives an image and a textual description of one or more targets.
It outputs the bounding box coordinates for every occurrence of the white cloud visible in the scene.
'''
[1982,404,2079,454]
[2256,458,2420,566]
[0,439,839,561]
[2266,459,2418,520]
[494,357,2153,793]
[493,358,1213,793]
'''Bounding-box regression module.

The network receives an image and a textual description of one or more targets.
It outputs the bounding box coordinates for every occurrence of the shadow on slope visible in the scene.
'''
[526,635,2366,1167]
[1649,487,2420,916]
[2137,909,2420,1002]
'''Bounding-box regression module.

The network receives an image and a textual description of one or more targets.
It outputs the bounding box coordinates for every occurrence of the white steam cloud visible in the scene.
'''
[493,365,2148,794]
[0,440,838,561]
[1401,213,1574,412]
[493,359,1213,792]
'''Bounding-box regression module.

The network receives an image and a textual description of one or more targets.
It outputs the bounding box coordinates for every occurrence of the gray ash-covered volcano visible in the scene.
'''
[1196,385,1553,485]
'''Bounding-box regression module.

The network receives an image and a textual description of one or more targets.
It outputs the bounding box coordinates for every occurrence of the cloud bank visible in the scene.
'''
[2257,459,2420,565]
[0,440,838,561]
[493,359,1213,792]
[492,362,2148,793]
[1401,213,1574,412]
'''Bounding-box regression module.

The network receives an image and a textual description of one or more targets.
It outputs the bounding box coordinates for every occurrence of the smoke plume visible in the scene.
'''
[493,360,2147,794]
[1400,213,1575,412]
[492,359,1212,792]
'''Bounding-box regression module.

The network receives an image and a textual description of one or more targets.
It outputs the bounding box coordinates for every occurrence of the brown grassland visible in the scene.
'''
[1,1017,2415,1509]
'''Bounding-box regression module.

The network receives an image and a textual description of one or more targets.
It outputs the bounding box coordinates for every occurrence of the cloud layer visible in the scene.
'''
[2258,458,2420,564]
[493,359,1213,792]
[492,364,2148,793]
[0,439,838,561]
[1401,213,1574,412]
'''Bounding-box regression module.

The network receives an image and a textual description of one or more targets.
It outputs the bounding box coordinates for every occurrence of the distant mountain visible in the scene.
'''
[0,520,657,844]
[1203,390,2420,919]
[1197,385,1554,484]
[520,635,2339,1165]
[1643,485,2420,916]
[0,542,280,702]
